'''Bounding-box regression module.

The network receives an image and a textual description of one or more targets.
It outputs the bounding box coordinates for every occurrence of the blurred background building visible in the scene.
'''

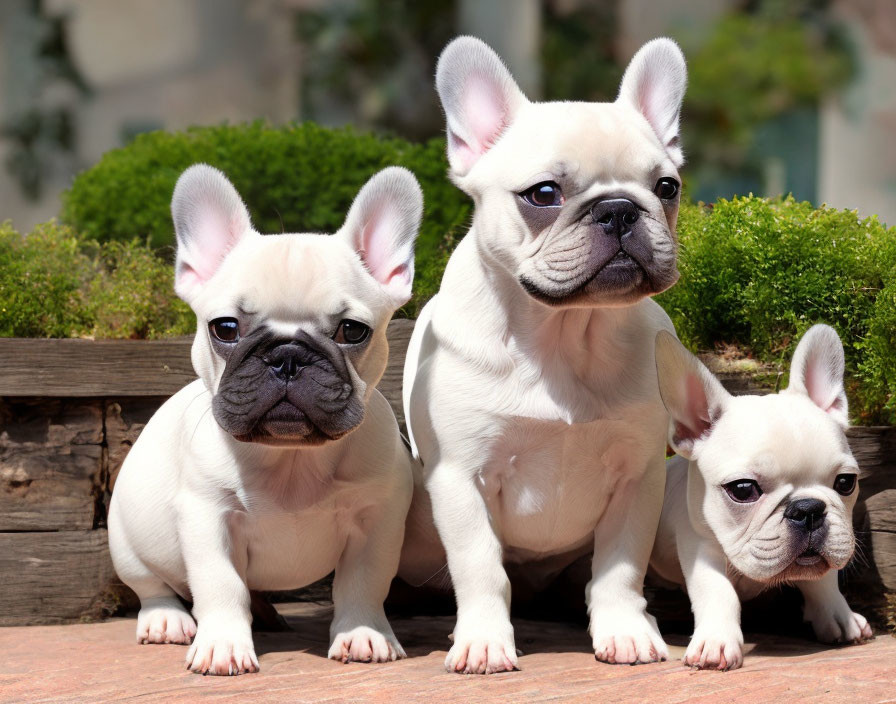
[1,0,894,231]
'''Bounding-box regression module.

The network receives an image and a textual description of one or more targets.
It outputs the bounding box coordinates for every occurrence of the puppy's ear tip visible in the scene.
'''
[438,35,495,63]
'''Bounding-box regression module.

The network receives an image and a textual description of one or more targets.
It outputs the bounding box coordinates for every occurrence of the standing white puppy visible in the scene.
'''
[109,165,422,675]
[400,37,687,673]
[651,325,873,670]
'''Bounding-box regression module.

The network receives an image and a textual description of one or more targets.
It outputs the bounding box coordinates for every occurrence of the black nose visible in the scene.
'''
[269,355,301,380]
[784,498,827,532]
[591,198,640,238]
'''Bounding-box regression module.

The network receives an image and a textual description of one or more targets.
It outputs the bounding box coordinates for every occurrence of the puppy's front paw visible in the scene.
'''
[806,605,874,645]
[136,601,196,645]
[683,626,744,670]
[185,622,259,676]
[591,609,668,665]
[328,625,406,664]
[444,632,519,675]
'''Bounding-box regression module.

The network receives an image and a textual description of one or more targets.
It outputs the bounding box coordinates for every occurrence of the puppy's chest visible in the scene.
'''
[480,415,656,555]
[235,476,368,591]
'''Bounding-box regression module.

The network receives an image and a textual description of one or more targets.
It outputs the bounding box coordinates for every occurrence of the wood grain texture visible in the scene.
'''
[378,318,413,431]
[0,530,117,626]
[869,530,896,591]
[104,397,172,492]
[0,398,103,530]
[0,337,195,397]
[0,320,416,400]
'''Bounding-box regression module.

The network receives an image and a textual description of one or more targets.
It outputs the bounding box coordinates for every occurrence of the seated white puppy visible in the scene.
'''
[108,164,422,675]
[400,35,687,673]
[650,325,873,670]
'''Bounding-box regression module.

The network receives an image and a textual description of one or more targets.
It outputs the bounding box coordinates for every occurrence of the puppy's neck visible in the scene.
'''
[435,227,632,377]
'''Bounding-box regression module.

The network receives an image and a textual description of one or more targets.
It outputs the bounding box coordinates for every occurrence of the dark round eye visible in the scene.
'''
[209,317,239,343]
[654,177,679,200]
[334,319,370,345]
[833,474,857,496]
[723,479,762,503]
[521,181,564,207]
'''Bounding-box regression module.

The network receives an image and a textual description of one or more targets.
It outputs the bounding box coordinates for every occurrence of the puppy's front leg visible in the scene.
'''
[678,537,743,670]
[179,496,258,676]
[328,499,408,664]
[588,458,668,665]
[429,464,518,675]
[798,571,873,644]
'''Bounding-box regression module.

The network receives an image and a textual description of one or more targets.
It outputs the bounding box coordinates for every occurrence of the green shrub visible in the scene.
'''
[0,221,192,339]
[61,122,472,316]
[0,221,93,337]
[657,195,896,423]
[81,239,193,339]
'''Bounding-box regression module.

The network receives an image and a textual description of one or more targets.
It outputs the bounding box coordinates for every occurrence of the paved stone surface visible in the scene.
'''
[1,603,894,703]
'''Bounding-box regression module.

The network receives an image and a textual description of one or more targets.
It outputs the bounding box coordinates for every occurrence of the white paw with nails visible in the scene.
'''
[185,621,259,676]
[683,625,744,670]
[806,604,873,644]
[328,625,406,664]
[591,609,668,665]
[136,604,196,645]
[444,621,519,674]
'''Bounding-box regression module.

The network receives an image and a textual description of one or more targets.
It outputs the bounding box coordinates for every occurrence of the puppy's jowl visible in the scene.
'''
[651,325,873,670]
[400,37,687,673]
[108,165,422,675]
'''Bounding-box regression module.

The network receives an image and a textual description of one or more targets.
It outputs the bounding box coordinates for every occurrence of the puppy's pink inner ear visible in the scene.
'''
[804,354,844,416]
[180,207,245,286]
[449,74,509,171]
[637,79,678,148]
[467,75,508,149]
[677,371,712,442]
[359,208,410,297]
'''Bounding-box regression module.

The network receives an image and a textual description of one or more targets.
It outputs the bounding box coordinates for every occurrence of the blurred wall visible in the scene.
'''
[819,0,896,225]
[0,0,302,232]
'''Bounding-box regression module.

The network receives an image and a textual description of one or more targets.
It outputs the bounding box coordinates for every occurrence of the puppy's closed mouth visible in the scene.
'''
[794,547,823,566]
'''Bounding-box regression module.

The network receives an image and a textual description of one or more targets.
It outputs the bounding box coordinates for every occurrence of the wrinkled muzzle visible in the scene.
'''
[212,328,365,445]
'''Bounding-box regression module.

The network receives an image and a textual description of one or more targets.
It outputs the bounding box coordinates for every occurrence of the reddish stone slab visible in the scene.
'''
[0,604,893,703]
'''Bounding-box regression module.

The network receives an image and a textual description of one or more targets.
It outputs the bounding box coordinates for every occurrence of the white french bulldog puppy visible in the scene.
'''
[650,325,874,670]
[108,164,422,675]
[400,36,687,673]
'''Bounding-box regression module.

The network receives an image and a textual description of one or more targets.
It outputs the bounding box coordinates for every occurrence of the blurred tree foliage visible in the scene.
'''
[295,0,457,140]
[294,0,853,197]
[1,0,89,200]
[682,0,854,176]
[541,0,622,103]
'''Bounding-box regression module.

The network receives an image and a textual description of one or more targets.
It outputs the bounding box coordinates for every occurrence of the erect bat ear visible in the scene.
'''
[785,324,849,427]
[337,167,423,307]
[617,38,688,167]
[436,35,528,177]
[171,164,254,304]
[655,330,731,459]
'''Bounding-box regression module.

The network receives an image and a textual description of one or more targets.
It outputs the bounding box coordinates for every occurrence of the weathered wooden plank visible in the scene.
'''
[869,530,896,592]
[0,319,416,399]
[0,337,196,397]
[104,397,171,492]
[378,318,413,431]
[0,398,103,530]
[0,530,117,625]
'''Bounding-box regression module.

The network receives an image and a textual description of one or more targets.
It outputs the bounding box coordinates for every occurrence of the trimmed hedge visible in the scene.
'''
[658,196,896,423]
[0,221,192,339]
[61,122,471,317]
